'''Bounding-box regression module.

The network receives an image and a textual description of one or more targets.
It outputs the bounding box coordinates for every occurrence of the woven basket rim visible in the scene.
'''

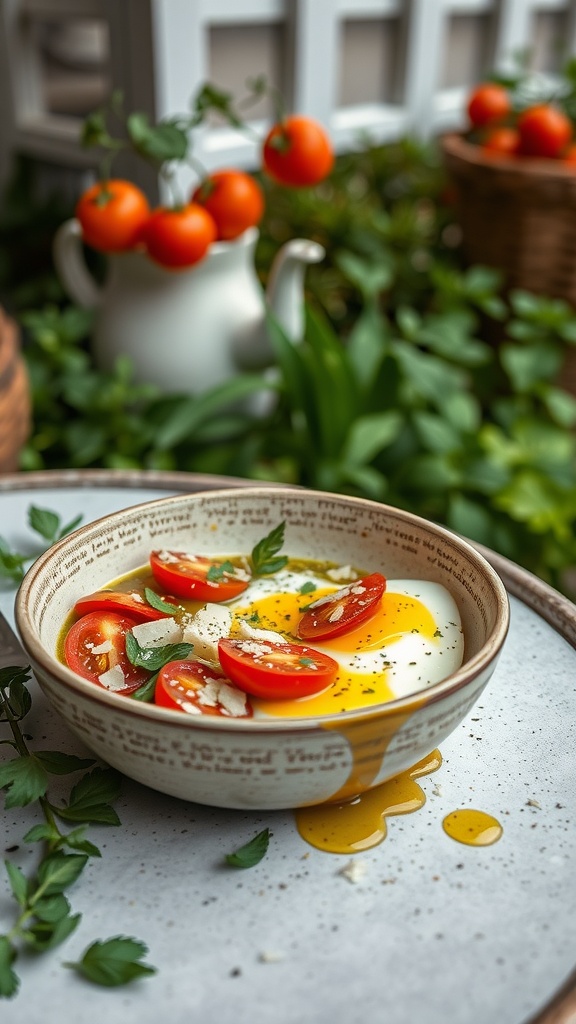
[441,132,576,186]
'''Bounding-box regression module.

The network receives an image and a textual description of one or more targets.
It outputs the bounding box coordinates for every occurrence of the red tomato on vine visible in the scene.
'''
[262,115,334,187]
[141,203,217,268]
[75,179,150,252]
[517,104,572,158]
[467,83,511,128]
[192,169,264,240]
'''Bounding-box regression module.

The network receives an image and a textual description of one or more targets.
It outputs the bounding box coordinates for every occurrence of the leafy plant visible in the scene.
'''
[5,135,576,595]
[0,665,155,997]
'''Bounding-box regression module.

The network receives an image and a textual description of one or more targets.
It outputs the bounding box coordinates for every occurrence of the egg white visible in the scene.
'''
[227,570,464,707]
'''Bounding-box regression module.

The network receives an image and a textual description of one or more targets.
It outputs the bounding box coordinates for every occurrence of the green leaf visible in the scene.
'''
[500,342,563,391]
[125,634,193,672]
[130,673,159,703]
[60,828,102,858]
[154,374,267,450]
[336,250,393,299]
[225,828,271,868]
[0,755,49,807]
[28,505,60,541]
[34,751,96,775]
[343,411,402,466]
[127,113,188,164]
[32,893,72,923]
[56,768,122,826]
[23,823,60,845]
[5,860,28,907]
[36,852,88,896]
[66,936,157,987]
[0,936,19,998]
[24,911,81,951]
[251,522,288,576]
[2,676,32,719]
[0,542,26,584]
[143,588,181,615]
[346,302,388,388]
[412,411,461,454]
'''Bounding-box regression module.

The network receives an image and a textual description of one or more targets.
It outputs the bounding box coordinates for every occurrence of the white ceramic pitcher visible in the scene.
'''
[53,221,325,394]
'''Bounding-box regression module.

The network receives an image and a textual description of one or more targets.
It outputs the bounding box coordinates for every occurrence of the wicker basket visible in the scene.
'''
[0,307,31,472]
[441,133,576,393]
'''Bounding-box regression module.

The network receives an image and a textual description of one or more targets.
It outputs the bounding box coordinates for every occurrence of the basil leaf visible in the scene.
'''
[28,506,60,542]
[206,560,236,582]
[130,673,159,703]
[125,634,193,672]
[143,588,181,615]
[34,751,96,775]
[66,936,157,987]
[225,828,271,868]
[0,755,49,807]
[251,523,288,576]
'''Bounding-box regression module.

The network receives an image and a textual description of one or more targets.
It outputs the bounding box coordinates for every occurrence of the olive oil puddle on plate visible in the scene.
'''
[295,749,442,854]
[295,751,504,854]
[441,808,503,847]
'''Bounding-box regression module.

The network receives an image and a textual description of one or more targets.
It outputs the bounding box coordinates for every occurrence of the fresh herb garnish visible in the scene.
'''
[0,664,152,998]
[206,560,236,582]
[0,506,83,584]
[298,581,317,595]
[143,588,181,615]
[299,657,315,668]
[225,828,271,869]
[65,936,156,988]
[250,522,288,576]
[124,634,193,673]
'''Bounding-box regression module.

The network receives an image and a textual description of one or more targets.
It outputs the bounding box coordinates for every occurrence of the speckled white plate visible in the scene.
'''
[1,470,575,1024]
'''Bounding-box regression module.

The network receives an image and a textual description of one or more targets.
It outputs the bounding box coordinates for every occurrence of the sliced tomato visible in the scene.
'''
[296,572,386,641]
[64,611,149,693]
[73,589,174,622]
[150,550,250,602]
[218,638,338,700]
[154,659,252,717]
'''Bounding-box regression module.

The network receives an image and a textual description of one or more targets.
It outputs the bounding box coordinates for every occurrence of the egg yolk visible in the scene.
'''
[232,589,439,718]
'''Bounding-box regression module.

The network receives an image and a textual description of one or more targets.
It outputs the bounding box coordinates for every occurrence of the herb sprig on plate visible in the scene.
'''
[0,505,83,584]
[0,664,157,998]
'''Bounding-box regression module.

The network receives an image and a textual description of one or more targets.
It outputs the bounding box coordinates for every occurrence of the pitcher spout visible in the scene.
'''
[233,237,325,369]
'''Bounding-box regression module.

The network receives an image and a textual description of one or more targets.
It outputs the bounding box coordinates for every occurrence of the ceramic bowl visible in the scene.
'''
[15,487,509,810]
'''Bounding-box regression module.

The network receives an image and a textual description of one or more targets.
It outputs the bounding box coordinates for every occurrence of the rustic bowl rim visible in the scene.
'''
[16,486,510,732]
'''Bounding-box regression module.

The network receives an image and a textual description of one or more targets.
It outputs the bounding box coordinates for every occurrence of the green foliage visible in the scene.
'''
[0,665,151,997]
[4,138,576,593]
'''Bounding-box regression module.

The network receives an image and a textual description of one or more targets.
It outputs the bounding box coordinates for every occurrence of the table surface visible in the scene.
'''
[1,470,575,1024]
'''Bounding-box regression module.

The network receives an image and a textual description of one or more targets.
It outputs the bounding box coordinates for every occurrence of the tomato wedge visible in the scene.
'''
[155,660,252,718]
[64,611,149,693]
[218,638,338,700]
[297,572,386,641]
[73,589,174,622]
[150,550,250,602]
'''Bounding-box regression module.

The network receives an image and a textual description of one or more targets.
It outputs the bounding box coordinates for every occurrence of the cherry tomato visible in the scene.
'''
[218,638,338,700]
[262,115,334,187]
[155,659,252,717]
[141,203,217,268]
[297,572,386,642]
[150,550,250,602]
[481,127,520,158]
[64,611,149,693]
[75,179,150,252]
[517,104,572,158]
[73,589,175,622]
[192,169,264,241]
[467,83,511,128]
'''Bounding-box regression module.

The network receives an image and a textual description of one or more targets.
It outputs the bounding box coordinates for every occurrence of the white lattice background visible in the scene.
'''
[1,0,575,197]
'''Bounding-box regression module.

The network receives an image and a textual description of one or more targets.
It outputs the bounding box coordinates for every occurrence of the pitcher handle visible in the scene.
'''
[53,218,102,309]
